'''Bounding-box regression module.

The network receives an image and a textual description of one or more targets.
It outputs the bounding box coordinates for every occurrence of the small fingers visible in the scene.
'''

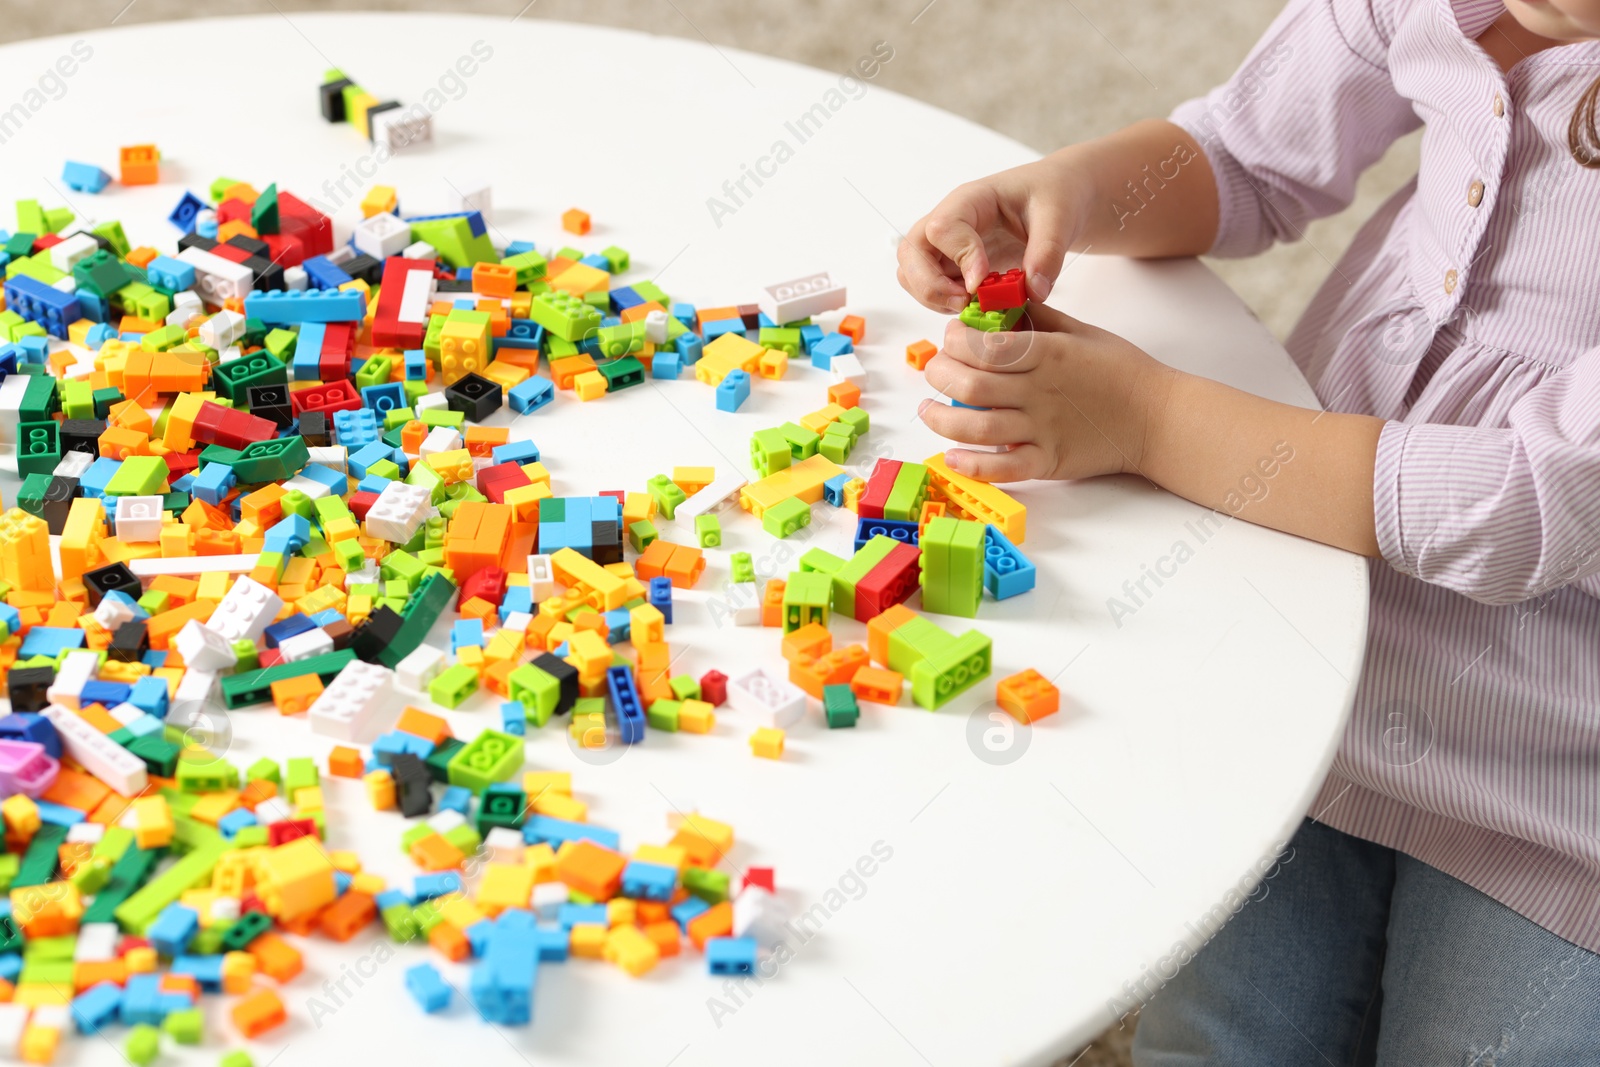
[923,352,1026,408]
[941,320,1049,374]
[897,229,969,313]
[917,400,1029,447]
[943,443,1051,484]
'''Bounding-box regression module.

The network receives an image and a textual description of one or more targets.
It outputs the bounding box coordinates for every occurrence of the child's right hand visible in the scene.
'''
[896,156,1085,314]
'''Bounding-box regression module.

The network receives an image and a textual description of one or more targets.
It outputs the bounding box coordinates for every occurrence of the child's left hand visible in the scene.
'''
[916,302,1176,484]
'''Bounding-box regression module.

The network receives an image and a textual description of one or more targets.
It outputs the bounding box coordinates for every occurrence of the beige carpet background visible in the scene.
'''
[0,2,1421,1062]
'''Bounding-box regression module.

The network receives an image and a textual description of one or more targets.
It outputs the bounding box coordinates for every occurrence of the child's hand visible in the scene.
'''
[896,157,1085,313]
[916,302,1175,484]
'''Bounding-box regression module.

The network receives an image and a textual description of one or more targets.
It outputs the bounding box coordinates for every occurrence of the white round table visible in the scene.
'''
[0,14,1368,1066]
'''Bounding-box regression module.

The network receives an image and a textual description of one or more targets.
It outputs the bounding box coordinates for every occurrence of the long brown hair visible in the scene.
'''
[1571,74,1600,165]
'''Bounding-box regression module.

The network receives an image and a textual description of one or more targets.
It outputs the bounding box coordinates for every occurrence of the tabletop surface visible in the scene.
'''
[0,13,1369,1066]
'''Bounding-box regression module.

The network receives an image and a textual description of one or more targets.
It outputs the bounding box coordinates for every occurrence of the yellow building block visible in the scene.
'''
[476,862,536,915]
[739,454,843,518]
[522,771,571,798]
[923,452,1027,543]
[2,793,41,839]
[531,790,587,823]
[570,923,608,959]
[524,842,559,883]
[437,894,489,932]
[634,843,688,871]
[603,924,660,977]
[254,836,338,921]
[694,332,762,385]
[749,727,785,759]
[548,547,629,610]
[365,769,396,810]
[131,795,174,849]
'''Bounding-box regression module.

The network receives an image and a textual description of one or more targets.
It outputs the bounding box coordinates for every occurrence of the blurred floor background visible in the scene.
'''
[1,1,1421,1062]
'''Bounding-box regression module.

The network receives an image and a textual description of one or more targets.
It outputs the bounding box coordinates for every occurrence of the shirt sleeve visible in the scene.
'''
[1168,0,1422,258]
[1374,352,1600,606]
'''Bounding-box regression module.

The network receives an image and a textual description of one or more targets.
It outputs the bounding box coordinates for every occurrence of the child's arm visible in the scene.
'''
[896,119,1222,311]
[919,304,1384,556]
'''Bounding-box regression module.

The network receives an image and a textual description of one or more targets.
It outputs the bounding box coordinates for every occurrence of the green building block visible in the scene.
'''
[382,902,419,942]
[81,845,160,924]
[214,352,287,402]
[163,1008,203,1045]
[749,428,792,478]
[910,629,993,710]
[683,866,731,903]
[113,830,225,933]
[13,824,67,887]
[819,424,856,463]
[429,663,480,708]
[824,684,860,727]
[779,421,820,460]
[176,758,239,794]
[220,1052,256,1067]
[229,435,309,483]
[19,374,60,423]
[782,571,832,633]
[762,496,811,539]
[883,463,929,522]
[646,699,681,731]
[284,757,319,795]
[627,519,658,552]
[220,650,355,708]
[668,674,701,702]
[598,354,645,391]
[830,535,899,621]
[446,729,524,793]
[125,1023,161,1065]
[959,300,1026,332]
[246,758,281,784]
[527,289,602,342]
[507,664,559,726]
[919,516,986,618]
[595,321,645,358]
[443,823,481,856]
[220,910,272,952]
[758,327,801,355]
[501,249,547,287]
[694,513,721,548]
[730,551,756,585]
[70,856,113,894]
[799,547,844,575]
[647,474,687,520]
[15,420,61,477]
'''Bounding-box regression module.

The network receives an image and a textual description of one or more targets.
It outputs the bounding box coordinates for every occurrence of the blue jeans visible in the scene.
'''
[1131,819,1600,1065]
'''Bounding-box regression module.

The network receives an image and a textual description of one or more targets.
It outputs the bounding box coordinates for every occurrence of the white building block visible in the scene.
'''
[74,922,120,961]
[49,232,99,272]
[283,264,308,291]
[129,554,260,579]
[353,211,412,260]
[173,669,219,711]
[484,826,524,865]
[54,450,94,479]
[397,263,437,325]
[93,594,138,633]
[365,481,432,543]
[418,425,461,456]
[829,353,866,386]
[175,620,238,672]
[643,309,670,345]
[277,627,334,663]
[255,797,292,826]
[729,582,761,626]
[531,881,569,919]
[114,494,167,543]
[46,650,101,709]
[280,473,332,499]
[307,445,348,472]
[426,809,466,835]
[728,667,807,729]
[371,105,433,152]
[394,645,446,691]
[733,885,789,946]
[526,554,556,602]
[402,240,436,261]
[41,704,148,796]
[206,576,282,643]
[0,1004,26,1054]
[309,661,394,741]
[758,271,847,324]
[178,246,253,305]
[675,473,748,523]
[66,822,106,845]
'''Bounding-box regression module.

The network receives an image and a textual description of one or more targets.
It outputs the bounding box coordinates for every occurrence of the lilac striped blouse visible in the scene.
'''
[1171,0,1600,949]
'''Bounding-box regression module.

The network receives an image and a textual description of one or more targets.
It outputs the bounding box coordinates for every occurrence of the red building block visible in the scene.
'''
[976,268,1027,312]
[699,670,727,707]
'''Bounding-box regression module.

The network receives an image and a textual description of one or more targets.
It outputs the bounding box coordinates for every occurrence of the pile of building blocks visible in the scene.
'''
[0,120,1057,1060]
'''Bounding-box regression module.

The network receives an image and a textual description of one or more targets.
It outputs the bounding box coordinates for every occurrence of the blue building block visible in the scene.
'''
[19,626,85,658]
[0,713,57,756]
[347,441,395,479]
[983,524,1036,599]
[823,472,850,507]
[4,274,80,338]
[263,514,312,554]
[402,209,487,237]
[603,608,630,645]
[670,302,696,328]
[535,925,569,962]
[499,318,543,350]
[706,936,758,975]
[703,318,747,343]
[509,376,554,414]
[521,815,620,852]
[243,287,367,325]
[362,381,407,418]
[648,576,672,624]
[606,665,646,744]
[71,981,124,1034]
[670,896,710,931]
[170,954,224,992]
[35,800,86,826]
[500,701,526,736]
[676,331,703,365]
[716,369,750,412]
[403,348,429,380]
[500,586,532,617]
[405,963,453,1013]
[810,331,853,369]
[621,861,678,901]
[799,324,824,352]
[451,619,484,653]
[79,457,121,499]
[167,191,206,232]
[491,439,540,466]
[557,903,608,930]
[147,904,200,957]
[302,255,353,290]
[262,613,314,647]
[296,464,347,496]
[217,808,257,838]
[651,349,682,379]
[372,730,434,765]
[332,407,379,449]
[375,889,411,911]
[191,462,237,506]
[853,516,919,552]
[85,322,117,349]
[62,161,112,194]
[145,255,196,292]
[414,872,463,900]
[79,681,131,708]
[469,910,538,1025]
[438,785,473,816]
[292,321,326,380]
[129,676,169,718]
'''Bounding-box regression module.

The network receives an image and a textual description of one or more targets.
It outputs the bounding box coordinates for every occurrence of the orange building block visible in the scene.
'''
[867,604,918,667]
[850,667,903,705]
[561,207,591,235]
[781,622,832,664]
[411,834,466,872]
[686,900,733,950]
[790,644,868,699]
[395,707,452,746]
[269,674,322,715]
[555,840,628,901]
[906,339,937,370]
[119,144,160,185]
[231,988,286,1038]
[827,379,861,408]
[318,890,377,942]
[246,933,303,982]
[761,579,786,628]
[838,315,865,344]
[428,922,472,961]
[996,668,1061,723]
[327,746,364,778]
